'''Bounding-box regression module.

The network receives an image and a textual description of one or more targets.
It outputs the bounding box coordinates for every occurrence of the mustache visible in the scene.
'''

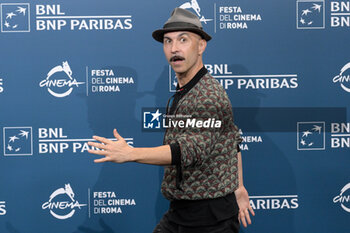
[170,55,185,62]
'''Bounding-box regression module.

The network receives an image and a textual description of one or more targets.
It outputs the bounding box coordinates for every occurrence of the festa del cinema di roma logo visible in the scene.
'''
[179,0,212,24]
[333,183,350,213]
[39,61,84,98]
[333,62,350,93]
[42,183,86,219]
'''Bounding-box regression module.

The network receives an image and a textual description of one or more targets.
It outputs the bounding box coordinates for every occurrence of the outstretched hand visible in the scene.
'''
[235,185,255,227]
[87,129,133,163]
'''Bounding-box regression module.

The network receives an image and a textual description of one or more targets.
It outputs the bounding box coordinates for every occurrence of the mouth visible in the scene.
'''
[170,56,185,64]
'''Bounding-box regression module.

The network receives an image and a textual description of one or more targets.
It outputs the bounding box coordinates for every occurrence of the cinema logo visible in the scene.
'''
[38,127,134,154]
[179,0,213,25]
[39,61,84,98]
[92,191,136,215]
[42,184,86,220]
[88,68,135,94]
[249,195,299,210]
[177,1,263,32]
[169,64,298,92]
[0,201,6,216]
[333,183,350,213]
[333,62,350,93]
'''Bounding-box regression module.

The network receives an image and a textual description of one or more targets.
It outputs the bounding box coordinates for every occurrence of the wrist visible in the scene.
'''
[129,147,138,162]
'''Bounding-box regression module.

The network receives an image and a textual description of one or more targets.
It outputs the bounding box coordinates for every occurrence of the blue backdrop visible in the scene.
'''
[0,0,349,232]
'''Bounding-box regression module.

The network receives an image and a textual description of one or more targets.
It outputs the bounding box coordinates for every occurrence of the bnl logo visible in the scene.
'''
[143,109,162,129]
[3,127,33,156]
[0,3,30,32]
[297,122,325,150]
[296,0,325,29]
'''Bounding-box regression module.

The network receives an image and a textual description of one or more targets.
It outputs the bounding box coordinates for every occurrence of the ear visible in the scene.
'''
[198,39,207,56]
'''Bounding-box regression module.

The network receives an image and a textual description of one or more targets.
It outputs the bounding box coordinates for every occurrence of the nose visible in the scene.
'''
[171,40,179,53]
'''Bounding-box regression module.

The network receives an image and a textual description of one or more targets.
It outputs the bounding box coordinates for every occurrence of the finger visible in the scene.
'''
[94,157,110,163]
[249,206,255,216]
[113,129,123,141]
[88,149,108,156]
[244,209,252,225]
[240,211,247,227]
[93,135,111,144]
[88,141,107,150]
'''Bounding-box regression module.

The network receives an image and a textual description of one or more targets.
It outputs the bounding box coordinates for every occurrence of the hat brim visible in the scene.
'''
[152,27,212,43]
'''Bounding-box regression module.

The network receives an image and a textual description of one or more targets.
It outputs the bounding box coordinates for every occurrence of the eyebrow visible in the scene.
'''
[178,32,190,37]
[163,32,190,40]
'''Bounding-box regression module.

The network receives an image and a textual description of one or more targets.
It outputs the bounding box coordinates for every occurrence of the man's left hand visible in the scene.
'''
[235,185,255,227]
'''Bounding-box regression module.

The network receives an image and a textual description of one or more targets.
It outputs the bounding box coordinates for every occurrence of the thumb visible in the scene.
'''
[113,129,123,141]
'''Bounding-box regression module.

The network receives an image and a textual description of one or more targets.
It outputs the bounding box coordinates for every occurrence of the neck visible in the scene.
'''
[176,60,204,88]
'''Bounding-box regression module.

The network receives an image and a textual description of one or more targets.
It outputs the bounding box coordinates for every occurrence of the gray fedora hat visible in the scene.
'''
[152,8,211,43]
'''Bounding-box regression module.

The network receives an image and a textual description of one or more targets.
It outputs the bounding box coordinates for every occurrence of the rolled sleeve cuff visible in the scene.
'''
[170,142,181,166]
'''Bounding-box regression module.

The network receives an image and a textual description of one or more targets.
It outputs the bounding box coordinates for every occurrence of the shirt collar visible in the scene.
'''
[175,66,207,96]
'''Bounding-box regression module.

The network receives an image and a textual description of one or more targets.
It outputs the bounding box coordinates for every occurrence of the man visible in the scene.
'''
[88,8,254,232]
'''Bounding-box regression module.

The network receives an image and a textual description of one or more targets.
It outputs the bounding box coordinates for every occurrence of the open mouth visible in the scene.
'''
[170,56,185,63]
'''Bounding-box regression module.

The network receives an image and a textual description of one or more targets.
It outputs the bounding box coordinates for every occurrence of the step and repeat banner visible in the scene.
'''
[0,0,349,232]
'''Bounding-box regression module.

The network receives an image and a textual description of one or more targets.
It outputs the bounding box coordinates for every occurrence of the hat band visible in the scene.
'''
[163,22,203,30]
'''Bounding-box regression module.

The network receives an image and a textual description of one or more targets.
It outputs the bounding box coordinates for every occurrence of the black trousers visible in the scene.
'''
[153,212,240,233]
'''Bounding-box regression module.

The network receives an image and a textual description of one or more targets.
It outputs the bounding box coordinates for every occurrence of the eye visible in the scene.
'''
[180,37,187,42]
[164,38,171,44]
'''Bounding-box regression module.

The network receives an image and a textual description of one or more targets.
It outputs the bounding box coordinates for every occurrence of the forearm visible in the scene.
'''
[88,130,173,165]
[235,151,255,226]
[131,145,172,165]
[237,151,244,187]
